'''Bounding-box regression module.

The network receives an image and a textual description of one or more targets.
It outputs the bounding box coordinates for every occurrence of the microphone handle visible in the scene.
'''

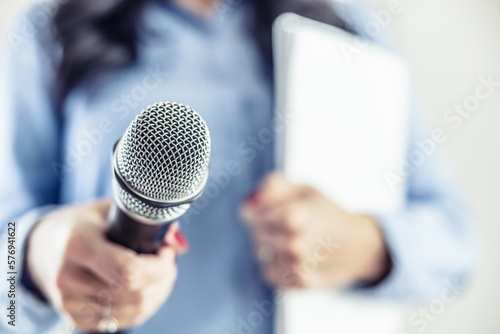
[107,204,173,254]
[86,205,173,334]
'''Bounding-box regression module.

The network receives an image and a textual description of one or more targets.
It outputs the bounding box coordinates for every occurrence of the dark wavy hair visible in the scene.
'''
[53,0,349,104]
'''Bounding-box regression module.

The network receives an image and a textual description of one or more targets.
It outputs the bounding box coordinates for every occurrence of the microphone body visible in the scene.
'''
[107,205,172,254]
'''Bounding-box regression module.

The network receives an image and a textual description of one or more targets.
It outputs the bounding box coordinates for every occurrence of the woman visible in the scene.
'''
[0,0,475,333]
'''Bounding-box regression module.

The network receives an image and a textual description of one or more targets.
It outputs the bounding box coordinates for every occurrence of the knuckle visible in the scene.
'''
[120,275,135,290]
[130,290,146,306]
[117,254,139,288]
[66,233,90,259]
[60,296,74,313]
[283,237,304,264]
[241,208,259,227]
[282,268,303,288]
[282,208,299,229]
[55,271,69,291]
[241,212,256,226]
[283,205,308,232]
[286,253,301,266]
[283,236,300,256]
[122,253,139,272]
[96,289,113,304]
[261,269,278,287]
[300,184,315,195]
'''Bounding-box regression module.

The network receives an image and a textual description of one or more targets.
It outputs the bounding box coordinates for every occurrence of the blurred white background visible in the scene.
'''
[1,0,499,333]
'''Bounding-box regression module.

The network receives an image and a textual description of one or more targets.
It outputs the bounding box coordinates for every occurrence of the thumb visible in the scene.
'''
[255,172,296,206]
[164,222,190,254]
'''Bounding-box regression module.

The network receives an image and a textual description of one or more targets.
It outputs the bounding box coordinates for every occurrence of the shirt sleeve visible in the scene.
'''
[366,99,478,300]
[0,5,62,333]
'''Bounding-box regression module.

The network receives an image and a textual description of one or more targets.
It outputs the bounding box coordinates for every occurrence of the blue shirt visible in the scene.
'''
[0,1,475,333]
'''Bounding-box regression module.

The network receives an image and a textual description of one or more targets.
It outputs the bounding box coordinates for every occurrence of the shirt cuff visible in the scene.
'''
[1,205,61,333]
[356,209,475,301]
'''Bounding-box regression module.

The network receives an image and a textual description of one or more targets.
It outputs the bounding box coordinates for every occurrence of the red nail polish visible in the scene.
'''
[174,230,189,250]
[245,189,260,206]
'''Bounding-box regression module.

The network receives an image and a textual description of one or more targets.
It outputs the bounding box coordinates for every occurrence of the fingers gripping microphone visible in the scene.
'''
[107,102,211,254]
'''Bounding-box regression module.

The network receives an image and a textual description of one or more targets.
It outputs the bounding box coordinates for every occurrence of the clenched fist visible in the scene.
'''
[240,173,391,290]
[24,200,188,331]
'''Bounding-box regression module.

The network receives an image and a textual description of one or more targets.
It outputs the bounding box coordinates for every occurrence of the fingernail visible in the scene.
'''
[245,189,260,206]
[174,230,189,250]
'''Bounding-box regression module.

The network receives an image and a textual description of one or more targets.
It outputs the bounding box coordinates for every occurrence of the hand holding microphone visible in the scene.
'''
[24,102,211,332]
[25,200,186,331]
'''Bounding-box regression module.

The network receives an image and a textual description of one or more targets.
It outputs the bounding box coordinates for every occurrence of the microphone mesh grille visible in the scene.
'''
[113,180,190,221]
[116,102,211,207]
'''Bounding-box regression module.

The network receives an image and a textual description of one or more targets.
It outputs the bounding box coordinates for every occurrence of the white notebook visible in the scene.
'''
[273,13,411,334]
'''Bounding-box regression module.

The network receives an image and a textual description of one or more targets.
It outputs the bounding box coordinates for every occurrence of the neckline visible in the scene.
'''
[158,0,225,31]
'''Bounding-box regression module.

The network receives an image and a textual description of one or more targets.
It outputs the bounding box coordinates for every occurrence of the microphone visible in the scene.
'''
[92,102,209,333]
[107,101,211,254]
